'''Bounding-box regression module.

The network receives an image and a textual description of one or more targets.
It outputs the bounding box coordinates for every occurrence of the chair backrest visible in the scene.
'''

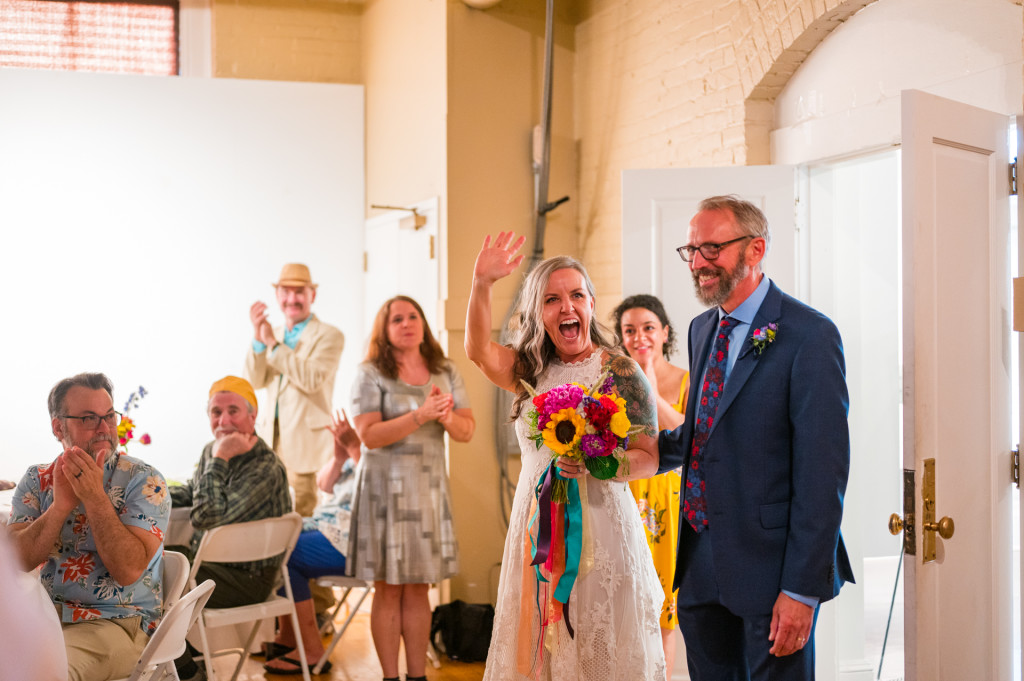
[162,550,189,611]
[187,512,302,585]
[122,579,215,681]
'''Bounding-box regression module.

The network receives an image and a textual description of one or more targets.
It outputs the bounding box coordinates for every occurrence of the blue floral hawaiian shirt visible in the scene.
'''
[10,451,171,634]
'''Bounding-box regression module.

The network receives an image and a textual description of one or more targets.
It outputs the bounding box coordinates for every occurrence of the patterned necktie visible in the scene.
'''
[683,315,735,533]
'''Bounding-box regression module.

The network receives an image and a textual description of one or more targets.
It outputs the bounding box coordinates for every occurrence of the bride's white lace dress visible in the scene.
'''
[483,351,667,681]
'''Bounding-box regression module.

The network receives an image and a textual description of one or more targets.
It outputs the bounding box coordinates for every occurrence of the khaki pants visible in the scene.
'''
[59,609,148,681]
[288,470,318,517]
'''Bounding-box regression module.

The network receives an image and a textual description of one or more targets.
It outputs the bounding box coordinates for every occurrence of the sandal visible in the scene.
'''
[253,641,295,660]
[263,656,332,676]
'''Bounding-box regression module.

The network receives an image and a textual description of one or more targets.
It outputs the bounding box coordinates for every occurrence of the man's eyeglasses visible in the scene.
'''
[61,411,122,428]
[676,236,752,262]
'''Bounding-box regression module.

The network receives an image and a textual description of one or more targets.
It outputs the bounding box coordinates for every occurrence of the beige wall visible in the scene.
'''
[212,0,362,83]
[444,0,578,603]
[362,0,447,219]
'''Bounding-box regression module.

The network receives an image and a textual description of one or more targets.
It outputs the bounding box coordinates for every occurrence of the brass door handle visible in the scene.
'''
[889,460,952,563]
[924,516,955,540]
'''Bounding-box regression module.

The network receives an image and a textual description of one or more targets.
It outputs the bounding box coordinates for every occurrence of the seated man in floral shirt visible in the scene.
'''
[168,375,292,681]
[8,372,171,681]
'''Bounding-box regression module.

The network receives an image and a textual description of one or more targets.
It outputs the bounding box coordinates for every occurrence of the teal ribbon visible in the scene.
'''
[553,477,582,605]
[528,464,584,638]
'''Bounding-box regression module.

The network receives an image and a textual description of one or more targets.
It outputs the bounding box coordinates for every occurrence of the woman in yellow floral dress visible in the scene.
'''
[612,294,689,679]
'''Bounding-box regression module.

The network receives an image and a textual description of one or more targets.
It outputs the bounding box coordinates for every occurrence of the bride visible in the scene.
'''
[465,232,667,680]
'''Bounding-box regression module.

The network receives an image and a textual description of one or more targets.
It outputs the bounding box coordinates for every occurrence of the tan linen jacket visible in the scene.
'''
[244,314,345,474]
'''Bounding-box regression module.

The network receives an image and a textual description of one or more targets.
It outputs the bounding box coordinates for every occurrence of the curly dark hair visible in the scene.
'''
[610,294,677,360]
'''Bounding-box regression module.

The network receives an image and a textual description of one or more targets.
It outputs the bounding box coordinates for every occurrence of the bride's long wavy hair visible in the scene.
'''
[507,256,617,418]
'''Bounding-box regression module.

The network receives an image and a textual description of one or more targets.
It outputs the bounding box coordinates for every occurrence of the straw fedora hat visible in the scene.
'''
[273,263,318,289]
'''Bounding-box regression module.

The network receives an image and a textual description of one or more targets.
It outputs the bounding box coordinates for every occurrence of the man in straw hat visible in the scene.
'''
[245,263,345,518]
[169,376,292,681]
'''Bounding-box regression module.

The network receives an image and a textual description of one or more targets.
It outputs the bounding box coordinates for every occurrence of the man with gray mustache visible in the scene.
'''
[8,372,171,681]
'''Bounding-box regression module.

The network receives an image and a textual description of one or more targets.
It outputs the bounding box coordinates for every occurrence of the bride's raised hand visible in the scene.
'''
[473,231,526,286]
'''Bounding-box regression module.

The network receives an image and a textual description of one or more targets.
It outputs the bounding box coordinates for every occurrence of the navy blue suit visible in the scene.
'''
[659,281,854,679]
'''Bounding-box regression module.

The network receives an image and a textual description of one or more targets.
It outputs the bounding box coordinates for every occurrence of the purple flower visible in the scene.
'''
[580,434,608,458]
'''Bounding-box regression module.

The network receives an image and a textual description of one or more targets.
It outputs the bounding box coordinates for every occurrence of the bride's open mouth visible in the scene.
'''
[559,319,581,340]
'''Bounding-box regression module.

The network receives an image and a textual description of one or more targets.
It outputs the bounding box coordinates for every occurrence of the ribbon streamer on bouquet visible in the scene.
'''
[530,462,582,638]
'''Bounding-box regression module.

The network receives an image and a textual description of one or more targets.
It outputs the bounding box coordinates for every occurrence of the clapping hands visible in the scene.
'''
[416,385,455,426]
[250,301,276,347]
[327,409,361,461]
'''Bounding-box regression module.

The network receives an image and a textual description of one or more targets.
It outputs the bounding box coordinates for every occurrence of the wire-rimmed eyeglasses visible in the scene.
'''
[676,236,752,263]
[61,411,122,429]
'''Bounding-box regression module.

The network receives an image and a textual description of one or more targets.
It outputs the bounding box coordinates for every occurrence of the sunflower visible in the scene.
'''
[542,408,586,455]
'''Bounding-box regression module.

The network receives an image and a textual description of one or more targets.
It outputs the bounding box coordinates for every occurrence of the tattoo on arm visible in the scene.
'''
[606,355,657,436]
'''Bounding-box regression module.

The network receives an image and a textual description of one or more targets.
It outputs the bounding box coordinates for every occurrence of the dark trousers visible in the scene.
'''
[167,544,279,676]
[675,525,816,681]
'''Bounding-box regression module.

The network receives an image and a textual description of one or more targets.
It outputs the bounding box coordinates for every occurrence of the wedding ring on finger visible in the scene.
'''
[75,471,83,479]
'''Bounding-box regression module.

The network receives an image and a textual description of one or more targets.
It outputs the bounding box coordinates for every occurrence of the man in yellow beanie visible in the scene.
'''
[168,376,292,681]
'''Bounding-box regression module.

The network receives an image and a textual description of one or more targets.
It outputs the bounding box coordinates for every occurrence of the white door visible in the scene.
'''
[620,91,1013,681]
[364,197,440,334]
[900,89,1012,681]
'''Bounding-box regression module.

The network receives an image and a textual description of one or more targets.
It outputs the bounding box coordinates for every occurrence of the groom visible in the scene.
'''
[659,195,854,680]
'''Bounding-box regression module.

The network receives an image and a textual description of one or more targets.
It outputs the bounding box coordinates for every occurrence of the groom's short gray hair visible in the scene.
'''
[698,195,771,253]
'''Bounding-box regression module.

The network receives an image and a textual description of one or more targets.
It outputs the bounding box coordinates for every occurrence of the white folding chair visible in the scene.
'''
[313,574,373,674]
[186,512,309,681]
[113,579,215,681]
[161,550,189,611]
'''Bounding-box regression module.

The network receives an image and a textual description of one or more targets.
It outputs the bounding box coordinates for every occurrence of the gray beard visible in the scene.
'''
[691,260,749,308]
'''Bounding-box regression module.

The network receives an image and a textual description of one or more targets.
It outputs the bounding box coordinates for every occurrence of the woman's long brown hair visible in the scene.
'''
[365,295,447,379]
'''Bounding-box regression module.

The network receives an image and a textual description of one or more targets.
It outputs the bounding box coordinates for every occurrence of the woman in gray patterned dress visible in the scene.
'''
[348,295,475,681]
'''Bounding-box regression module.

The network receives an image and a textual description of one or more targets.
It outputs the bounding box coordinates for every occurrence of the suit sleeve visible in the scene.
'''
[657,315,702,475]
[781,316,851,597]
[265,325,345,395]
[244,339,278,390]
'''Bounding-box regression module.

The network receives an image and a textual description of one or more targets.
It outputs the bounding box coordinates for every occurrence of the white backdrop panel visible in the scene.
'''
[0,69,364,481]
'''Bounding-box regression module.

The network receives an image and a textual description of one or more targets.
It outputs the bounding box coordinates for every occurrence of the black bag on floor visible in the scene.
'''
[430,599,495,663]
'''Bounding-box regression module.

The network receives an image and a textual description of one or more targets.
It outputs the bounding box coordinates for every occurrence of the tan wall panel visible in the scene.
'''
[213,0,362,83]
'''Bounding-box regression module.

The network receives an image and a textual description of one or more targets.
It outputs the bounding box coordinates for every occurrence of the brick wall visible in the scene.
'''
[573,0,875,314]
[212,0,362,83]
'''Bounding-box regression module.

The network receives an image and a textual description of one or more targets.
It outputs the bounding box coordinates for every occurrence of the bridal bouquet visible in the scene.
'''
[522,371,636,494]
[520,369,642,641]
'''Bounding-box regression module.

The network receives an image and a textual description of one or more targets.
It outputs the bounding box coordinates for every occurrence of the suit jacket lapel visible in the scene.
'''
[710,282,783,433]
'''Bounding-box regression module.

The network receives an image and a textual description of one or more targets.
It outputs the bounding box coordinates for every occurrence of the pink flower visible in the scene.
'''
[139,433,152,445]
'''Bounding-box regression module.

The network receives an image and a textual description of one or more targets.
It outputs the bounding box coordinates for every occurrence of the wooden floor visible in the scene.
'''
[208,591,485,681]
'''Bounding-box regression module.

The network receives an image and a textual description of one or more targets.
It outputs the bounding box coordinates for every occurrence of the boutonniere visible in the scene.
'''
[751,323,778,355]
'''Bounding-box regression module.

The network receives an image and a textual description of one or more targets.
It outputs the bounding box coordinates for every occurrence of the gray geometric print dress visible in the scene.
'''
[346,360,469,584]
